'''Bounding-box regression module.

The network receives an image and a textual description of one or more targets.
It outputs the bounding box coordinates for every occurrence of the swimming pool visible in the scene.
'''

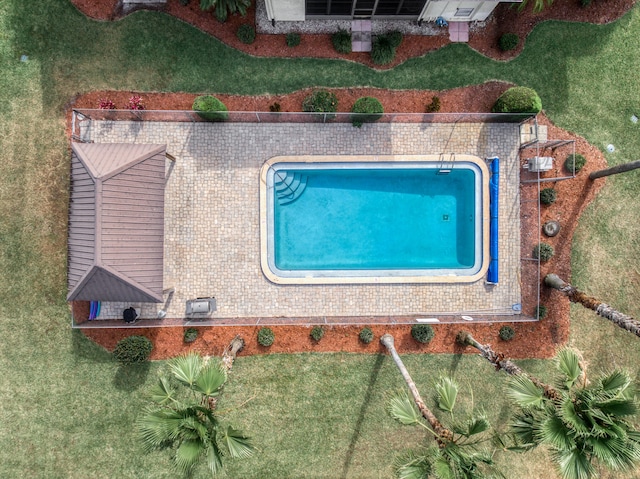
[260,156,489,284]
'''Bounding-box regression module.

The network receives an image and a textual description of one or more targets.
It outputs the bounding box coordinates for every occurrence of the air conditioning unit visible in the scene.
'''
[185,298,217,318]
[524,156,553,172]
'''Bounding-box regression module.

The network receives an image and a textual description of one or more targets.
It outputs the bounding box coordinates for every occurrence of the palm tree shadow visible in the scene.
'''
[340,353,385,479]
[113,362,151,392]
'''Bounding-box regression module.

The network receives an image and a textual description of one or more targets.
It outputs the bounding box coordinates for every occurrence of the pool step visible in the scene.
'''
[274,171,308,205]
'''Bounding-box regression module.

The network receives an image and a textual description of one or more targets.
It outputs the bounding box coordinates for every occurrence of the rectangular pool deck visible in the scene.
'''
[76,119,523,326]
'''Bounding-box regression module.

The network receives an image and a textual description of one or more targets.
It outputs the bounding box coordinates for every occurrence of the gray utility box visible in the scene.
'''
[524,156,554,172]
[185,298,217,319]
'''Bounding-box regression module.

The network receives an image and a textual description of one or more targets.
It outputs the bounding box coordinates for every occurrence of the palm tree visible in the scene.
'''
[137,352,255,477]
[545,274,640,337]
[589,159,640,180]
[456,331,560,401]
[381,334,502,478]
[507,347,640,479]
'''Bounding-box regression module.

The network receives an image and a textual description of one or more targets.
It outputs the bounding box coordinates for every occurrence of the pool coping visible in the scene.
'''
[259,154,490,284]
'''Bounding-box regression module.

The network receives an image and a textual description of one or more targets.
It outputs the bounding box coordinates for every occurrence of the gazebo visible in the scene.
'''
[67,142,170,304]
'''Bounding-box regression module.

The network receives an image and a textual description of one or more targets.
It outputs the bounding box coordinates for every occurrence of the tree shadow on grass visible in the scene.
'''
[113,361,151,392]
[340,353,385,479]
[71,328,113,363]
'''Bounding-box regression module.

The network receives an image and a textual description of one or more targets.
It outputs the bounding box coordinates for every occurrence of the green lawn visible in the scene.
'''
[1,1,640,477]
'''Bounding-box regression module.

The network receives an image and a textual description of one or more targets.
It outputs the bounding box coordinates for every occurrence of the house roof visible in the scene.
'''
[67,143,167,303]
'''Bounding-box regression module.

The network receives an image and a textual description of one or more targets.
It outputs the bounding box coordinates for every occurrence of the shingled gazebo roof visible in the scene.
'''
[67,143,167,303]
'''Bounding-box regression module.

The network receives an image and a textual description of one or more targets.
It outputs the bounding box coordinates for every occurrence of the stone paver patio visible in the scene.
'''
[79,118,521,323]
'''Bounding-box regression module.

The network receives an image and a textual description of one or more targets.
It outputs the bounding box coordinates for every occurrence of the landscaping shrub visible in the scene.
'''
[302,90,338,115]
[359,327,374,344]
[113,336,153,364]
[286,32,301,47]
[535,304,548,319]
[386,30,403,48]
[332,29,352,54]
[201,0,251,23]
[98,98,116,109]
[184,328,198,343]
[499,325,515,341]
[351,97,383,127]
[540,187,557,205]
[269,102,281,112]
[127,95,145,110]
[411,324,435,344]
[533,242,554,261]
[310,326,325,342]
[492,86,542,114]
[498,33,519,52]
[237,24,256,44]
[371,35,396,65]
[580,0,592,7]
[425,96,441,113]
[257,327,275,347]
[192,95,229,121]
[564,153,587,173]
[180,0,190,5]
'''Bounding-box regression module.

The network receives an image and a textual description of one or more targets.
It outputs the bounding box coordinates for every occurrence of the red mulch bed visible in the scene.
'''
[70,0,616,359]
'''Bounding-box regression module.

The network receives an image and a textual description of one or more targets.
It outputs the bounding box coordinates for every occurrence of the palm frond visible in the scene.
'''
[389,390,421,426]
[174,439,204,476]
[599,370,631,394]
[170,352,203,387]
[221,425,255,459]
[435,377,458,415]
[433,455,455,479]
[509,410,541,449]
[195,361,227,397]
[559,398,590,436]
[137,409,185,451]
[553,448,595,479]
[507,375,545,408]
[556,348,583,389]
[585,434,639,469]
[206,440,224,476]
[463,415,491,438]
[594,398,638,418]
[150,377,177,405]
[393,449,433,479]
[540,415,574,450]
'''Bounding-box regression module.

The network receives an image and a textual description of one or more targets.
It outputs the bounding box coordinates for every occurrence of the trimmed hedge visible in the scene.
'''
[258,327,275,347]
[310,325,325,342]
[411,324,434,344]
[492,87,542,114]
[332,29,352,54]
[498,33,519,52]
[540,188,557,205]
[192,95,229,121]
[184,328,198,343]
[533,242,554,261]
[359,327,374,344]
[286,32,301,47]
[564,153,587,173]
[237,24,256,44]
[113,336,153,364]
[499,326,515,341]
[351,97,383,127]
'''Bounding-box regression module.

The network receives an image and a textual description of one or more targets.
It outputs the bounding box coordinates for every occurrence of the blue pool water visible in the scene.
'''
[272,166,477,271]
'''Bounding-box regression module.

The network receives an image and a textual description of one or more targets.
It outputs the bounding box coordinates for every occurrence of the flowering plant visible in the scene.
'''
[127,95,145,110]
[98,98,116,109]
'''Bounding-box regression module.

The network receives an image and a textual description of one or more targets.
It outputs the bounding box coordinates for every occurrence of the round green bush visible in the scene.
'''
[332,29,352,54]
[113,336,153,364]
[499,325,515,341]
[351,97,384,127]
[564,153,587,173]
[302,90,338,115]
[387,30,403,48]
[492,87,542,114]
[184,328,198,343]
[498,33,519,52]
[310,325,325,342]
[540,188,557,205]
[533,242,554,261]
[371,35,396,65]
[286,32,301,47]
[236,24,256,44]
[534,304,548,319]
[257,327,275,347]
[411,324,435,344]
[359,327,374,344]
[192,95,229,121]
